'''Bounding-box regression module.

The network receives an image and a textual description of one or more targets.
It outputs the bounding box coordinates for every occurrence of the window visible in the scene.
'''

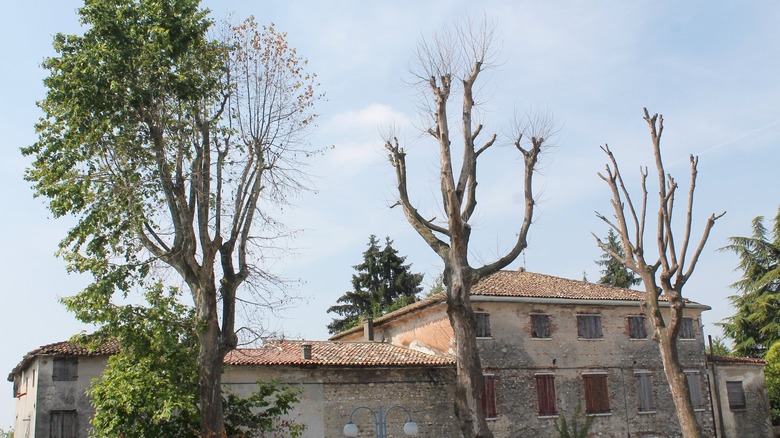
[531,314,551,339]
[685,371,704,410]
[628,316,647,339]
[476,313,491,338]
[536,374,557,416]
[583,374,610,414]
[50,410,77,438]
[577,315,603,339]
[52,357,78,381]
[679,317,695,339]
[635,372,654,412]
[482,374,497,419]
[726,381,746,410]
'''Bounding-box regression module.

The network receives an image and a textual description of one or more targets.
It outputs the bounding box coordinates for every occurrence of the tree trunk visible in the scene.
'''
[193,281,227,437]
[658,334,702,438]
[446,265,493,438]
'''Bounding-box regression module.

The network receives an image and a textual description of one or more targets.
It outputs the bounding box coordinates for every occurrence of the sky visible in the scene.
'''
[2,0,779,429]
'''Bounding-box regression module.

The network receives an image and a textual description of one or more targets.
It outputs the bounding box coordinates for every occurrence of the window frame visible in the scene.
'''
[535,373,557,417]
[577,314,603,339]
[531,313,552,339]
[482,373,498,419]
[635,371,655,413]
[52,357,78,382]
[726,380,747,410]
[679,317,696,340]
[582,372,611,415]
[475,312,492,339]
[628,315,648,340]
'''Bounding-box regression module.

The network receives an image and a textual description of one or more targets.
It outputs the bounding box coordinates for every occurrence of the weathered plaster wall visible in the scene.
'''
[223,364,457,438]
[709,362,772,438]
[12,358,39,438]
[33,355,108,438]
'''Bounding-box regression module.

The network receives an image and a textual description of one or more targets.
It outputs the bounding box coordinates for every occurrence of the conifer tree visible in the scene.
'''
[327,236,423,334]
[596,229,640,288]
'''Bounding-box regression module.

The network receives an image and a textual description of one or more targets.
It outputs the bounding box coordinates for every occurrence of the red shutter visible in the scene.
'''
[584,374,610,414]
[536,374,557,416]
[482,375,497,418]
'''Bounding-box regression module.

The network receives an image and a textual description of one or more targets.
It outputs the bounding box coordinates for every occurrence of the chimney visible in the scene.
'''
[301,344,312,360]
[363,317,374,341]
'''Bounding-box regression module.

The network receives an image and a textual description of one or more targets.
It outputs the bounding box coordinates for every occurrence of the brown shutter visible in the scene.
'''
[482,375,497,418]
[536,374,557,415]
[584,374,610,413]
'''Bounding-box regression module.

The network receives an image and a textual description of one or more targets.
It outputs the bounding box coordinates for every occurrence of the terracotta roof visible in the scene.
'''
[472,270,694,303]
[707,355,766,365]
[225,340,454,367]
[8,340,120,382]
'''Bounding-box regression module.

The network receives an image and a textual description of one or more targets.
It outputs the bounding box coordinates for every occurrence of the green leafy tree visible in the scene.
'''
[764,341,780,424]
[719,207,780,358]
[595,229,640,288]
[327,235,423,334]
[71,284,304,437]
[554,404,594,438]
[0,427,13,438]
[706,336,732,357]
[22,1,321,434]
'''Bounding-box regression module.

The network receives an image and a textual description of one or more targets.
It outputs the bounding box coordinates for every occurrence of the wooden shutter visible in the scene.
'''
[476,313,491,338]
[680,318,695,339]
[629,316,647,339]
[635,373,654,412]
[578,315,603,339]
[52,358,78,381]
[531,314,550,338]
[482,374,497,418]
[50,411,77,438]
[536,374,557,416]
[686,372,703,409]
[583,374,610,414]
[726,381,746,410]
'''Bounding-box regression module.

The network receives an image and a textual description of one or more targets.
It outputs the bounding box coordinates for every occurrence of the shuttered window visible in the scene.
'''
[52,357,78,381]
[726,381,746,410]
[583,374,610,414]
[50,410,77,438]
[577,315,603,339]
[679,318,695,339]
[685,371,704,410]
[476,313,491,338]
[635,373,654,412]
[482,374,497,419]
[531,314,551,339]
[629,316,647,339]
[536,374,557,416]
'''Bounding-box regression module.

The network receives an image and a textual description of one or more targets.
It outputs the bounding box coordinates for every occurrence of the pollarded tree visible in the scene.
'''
[22,1,321,435]
[385,20,552,438]
[595,228,641,288]
[327,235,423,334]
[594,108,724,438]
[719,207,780,358]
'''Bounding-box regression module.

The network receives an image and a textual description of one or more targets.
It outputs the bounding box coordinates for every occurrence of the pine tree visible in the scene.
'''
[719,207,780,358]
[596,229,640,288]
[327,236,423,334]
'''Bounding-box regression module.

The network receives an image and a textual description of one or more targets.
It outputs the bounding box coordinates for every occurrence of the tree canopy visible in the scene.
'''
[22,0,321,433]
[719,207,780,358]
[327,235,423,334]
[595,229,640,288]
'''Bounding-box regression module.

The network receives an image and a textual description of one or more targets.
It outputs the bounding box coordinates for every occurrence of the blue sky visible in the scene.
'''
[2,0,779,428]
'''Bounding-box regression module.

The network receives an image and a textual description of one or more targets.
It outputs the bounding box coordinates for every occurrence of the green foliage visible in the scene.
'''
[554,404,594,438]
[706,336,733,357]
[69,284,304,437]
[764,341,780,424]
[223,381,305,437]
[0,427,13,438]
[595,229,640,288]
[719,207,780,358]
[426,273,445,297]
[327,235,424,334]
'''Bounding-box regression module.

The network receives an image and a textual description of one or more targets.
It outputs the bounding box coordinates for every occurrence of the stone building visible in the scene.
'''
[332,269,771,437]
[9,269,773,437]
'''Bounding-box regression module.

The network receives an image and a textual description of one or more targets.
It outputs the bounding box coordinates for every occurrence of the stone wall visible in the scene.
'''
[223,364,457,437]
[709,361,773,438]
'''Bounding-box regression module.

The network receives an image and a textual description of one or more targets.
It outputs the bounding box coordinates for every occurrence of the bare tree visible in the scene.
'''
[594,108,725,438]
[385,20,551,438]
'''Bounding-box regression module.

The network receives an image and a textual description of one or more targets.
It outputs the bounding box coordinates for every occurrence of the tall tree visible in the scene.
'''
[719,207,780,358]
[595,228,641,288]
[594,108,724,438]
[763,341,780,424]
[22,1,321,434]
[327,235,423,334]
[385,20,551,438]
